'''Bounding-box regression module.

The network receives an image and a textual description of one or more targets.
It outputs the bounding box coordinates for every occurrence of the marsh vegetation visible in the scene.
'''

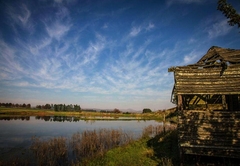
[0,123,177,166]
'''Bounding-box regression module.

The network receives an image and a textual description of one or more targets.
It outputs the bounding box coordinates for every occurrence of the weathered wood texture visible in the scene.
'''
[178,110,240,157]
[173,65,240,94]
[168,46,240,158]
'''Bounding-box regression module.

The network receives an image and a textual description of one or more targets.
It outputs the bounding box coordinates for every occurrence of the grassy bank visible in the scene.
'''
[0,124,178,166]
[86,130,178,166]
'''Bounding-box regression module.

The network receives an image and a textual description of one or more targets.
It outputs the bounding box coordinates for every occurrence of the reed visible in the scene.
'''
[13,124,178,165]
[31,137,68,166]
[142,123,177,138]
[70,128,134,163]
[29,128,134,165]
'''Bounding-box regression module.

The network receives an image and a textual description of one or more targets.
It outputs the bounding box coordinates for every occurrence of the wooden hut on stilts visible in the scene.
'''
[168,46,240,158]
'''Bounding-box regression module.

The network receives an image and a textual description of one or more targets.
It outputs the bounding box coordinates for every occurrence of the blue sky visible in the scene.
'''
[0,0,239,111]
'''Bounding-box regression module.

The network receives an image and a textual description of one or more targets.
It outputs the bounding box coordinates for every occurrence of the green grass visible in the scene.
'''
[80,129,179,166]
[85,138,159,166]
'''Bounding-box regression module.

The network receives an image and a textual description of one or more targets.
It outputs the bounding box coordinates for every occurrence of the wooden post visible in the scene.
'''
[205,95,209,109]
[178,95,183,111]
[222,95,226,111]
[177,95,184,165]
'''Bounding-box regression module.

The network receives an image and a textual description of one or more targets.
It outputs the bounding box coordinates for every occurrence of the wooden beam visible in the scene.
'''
[178,95,183,111]
[222,95,227,111]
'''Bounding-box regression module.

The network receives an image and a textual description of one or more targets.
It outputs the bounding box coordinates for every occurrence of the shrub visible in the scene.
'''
[142,108,152,113]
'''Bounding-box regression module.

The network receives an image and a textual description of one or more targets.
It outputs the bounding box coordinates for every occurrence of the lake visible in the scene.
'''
[0,116,163,152]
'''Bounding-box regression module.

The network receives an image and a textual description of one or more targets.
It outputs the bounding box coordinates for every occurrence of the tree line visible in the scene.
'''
[0,102,81,112]
[53,104,81,112]
[0,103,31,108]
[35,103,81,112]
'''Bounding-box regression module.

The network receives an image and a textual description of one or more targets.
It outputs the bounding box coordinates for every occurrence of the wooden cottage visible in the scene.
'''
[168,46,240,158]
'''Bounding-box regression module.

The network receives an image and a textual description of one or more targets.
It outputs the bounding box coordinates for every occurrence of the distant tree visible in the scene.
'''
[218,0,240,28]
[59,104,63,111]
[22,103,26,108]
[44,104,51,109]
[113,108,121,113]
[36,105,41,109]
[74,104,81,111]
[26,104,31,108]
[54,104,58,112]
[142,108,152,113]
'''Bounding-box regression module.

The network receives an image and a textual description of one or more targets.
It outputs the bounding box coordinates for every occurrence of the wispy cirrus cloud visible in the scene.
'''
[129,22,155,37]
[129,26,142,37]
[6,4,33,33]
[183,50,202,64]
[146,22,155,31]
[2,0,239,110]
[206,19,233,39]
[17,4,31,26]
[91,40,172,98]
[45,21,71,40]
[0,40,25,79]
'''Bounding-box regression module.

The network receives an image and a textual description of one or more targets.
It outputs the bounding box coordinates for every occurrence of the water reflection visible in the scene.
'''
[35,116,81,122]
[0,116,30,121]
[0,116,163,151]
[0,115,160,143]
[34,116,148,123]
[0,116,152,122]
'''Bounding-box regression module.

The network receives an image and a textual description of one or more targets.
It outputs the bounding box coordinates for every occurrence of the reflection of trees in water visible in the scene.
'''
[0,116,30,121]
[34,116,146,122]
[35,116,84,122]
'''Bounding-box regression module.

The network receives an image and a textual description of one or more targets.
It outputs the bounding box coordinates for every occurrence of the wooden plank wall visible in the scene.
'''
[174,64,240,95]
[178,110,240,157]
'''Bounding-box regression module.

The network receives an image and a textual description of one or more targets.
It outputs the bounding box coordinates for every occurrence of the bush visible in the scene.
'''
[142,108,152,113]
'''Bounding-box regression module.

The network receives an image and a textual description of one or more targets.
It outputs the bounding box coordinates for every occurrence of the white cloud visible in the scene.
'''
[207,19,233,39]
[6,4,33,32]
[0,40,25,77]
[129,26,142,37]
[80,34,106,65]
[18,5,31,26]
[45,21,71,40]
[146,23,155,31]
[102,23,108,29]
[29,38,52,55]
[183,50,202,64]
[44,6,71,40]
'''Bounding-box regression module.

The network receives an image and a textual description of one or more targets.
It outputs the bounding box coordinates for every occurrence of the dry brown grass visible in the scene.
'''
[70,128,134,163]
[31,137,68,166]
[142,123,177,138]
[29,128,134,165]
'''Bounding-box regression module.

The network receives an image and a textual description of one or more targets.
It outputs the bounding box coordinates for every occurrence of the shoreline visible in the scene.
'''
[0,107,170,121]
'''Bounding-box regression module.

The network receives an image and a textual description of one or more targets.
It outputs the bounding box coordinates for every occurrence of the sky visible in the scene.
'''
[0,0,240,111]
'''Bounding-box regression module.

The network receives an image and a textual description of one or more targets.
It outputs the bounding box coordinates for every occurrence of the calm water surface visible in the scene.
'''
[0,116,162,151]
